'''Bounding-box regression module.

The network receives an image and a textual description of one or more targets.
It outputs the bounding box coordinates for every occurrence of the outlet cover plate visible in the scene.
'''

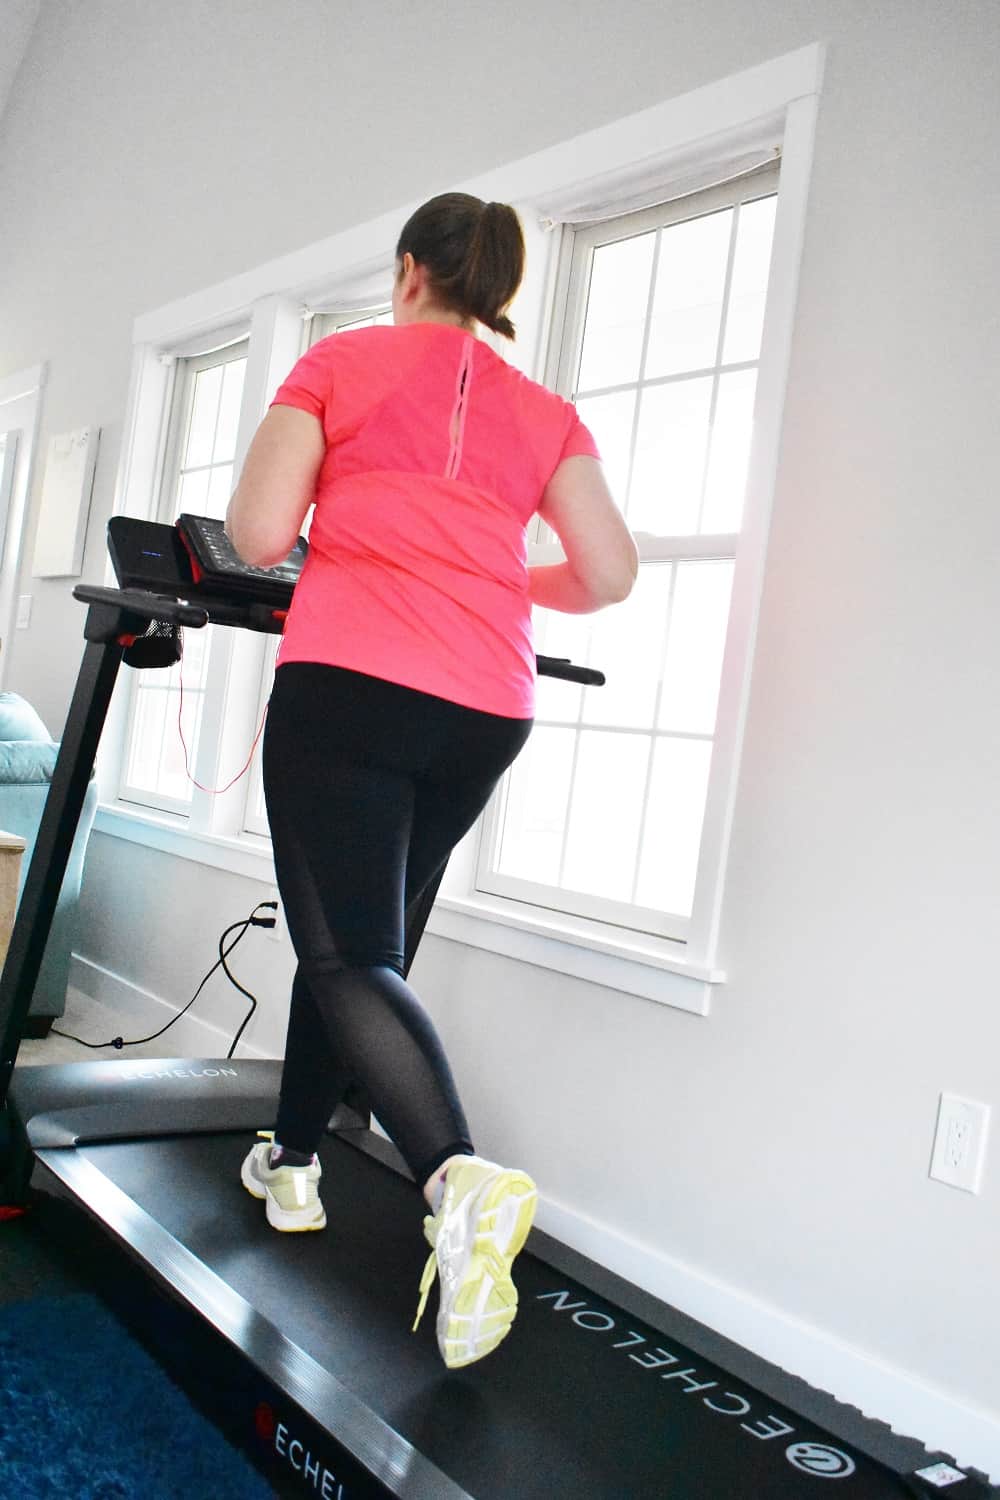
[929,1093,990,1193]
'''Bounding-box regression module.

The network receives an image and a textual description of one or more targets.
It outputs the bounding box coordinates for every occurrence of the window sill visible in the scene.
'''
[426,894,725,1016]
[94,806,725,1014]
[94,804,276,885]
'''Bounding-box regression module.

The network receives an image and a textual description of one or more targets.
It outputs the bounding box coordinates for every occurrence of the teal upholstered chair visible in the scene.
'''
[0,691,98,1035]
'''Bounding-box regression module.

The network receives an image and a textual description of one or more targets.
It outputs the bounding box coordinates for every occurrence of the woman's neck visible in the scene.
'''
[404,298,475,332]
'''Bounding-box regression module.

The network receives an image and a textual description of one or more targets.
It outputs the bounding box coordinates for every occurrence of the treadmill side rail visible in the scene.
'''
[8,1057,373,1149]
[35,1148,474,1500]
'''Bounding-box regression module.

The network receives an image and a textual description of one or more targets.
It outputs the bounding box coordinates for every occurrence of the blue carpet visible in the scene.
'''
[0,1292,274,1498]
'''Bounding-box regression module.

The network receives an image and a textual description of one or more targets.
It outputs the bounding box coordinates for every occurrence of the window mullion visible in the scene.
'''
[531,226,596,547]
[695,205,741,534]
[554,615,592,888]
[635,534,738,562]
[628,561,678,904]
[208,365,225,471]
[156,672,177,803]
[554,725,585,892]
[240,635,278,837]
[615,221,661,528]
[577,359,759,403]
[634,228,662,391]
[162,360,194,521]
[185,633,226,832]
[174,461,222,479]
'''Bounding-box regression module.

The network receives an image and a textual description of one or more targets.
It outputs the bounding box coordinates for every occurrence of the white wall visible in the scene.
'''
[3,0,999,1480]
[0,0,41,125]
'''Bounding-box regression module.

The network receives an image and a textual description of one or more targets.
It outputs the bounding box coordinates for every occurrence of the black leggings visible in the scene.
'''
[263,663,532,1185]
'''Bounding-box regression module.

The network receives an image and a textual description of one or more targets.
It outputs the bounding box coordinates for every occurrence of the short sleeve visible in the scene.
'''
[559,408,601,463]
[269,339,334,422]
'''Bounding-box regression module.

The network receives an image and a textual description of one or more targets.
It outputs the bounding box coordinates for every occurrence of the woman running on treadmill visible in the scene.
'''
[226,193,637,1370]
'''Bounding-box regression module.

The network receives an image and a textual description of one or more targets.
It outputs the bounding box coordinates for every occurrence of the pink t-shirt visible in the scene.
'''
[269,322,599,718]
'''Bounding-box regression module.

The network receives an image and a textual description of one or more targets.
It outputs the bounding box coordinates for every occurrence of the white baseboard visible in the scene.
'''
[69,952,270,1061]
[68,952,1000,1484]
[536,1194,999,1485]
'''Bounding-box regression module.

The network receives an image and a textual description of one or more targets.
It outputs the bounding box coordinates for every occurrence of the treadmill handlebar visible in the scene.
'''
[73,585,209,630]
[71,586,605,682]
[536,655,605,687]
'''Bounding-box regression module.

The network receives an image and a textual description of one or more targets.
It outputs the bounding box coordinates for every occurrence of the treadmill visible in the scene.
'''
[0,518,989,1500]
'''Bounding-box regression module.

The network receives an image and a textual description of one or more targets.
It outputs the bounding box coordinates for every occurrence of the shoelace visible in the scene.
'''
[412,1243,439,1332]
[412,1209,508,1333]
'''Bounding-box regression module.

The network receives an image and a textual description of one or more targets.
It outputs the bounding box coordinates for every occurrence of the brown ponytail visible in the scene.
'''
[394,193,526,339]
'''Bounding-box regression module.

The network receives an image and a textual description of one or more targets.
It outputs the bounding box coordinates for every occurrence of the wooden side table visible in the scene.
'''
[0,830,27,972]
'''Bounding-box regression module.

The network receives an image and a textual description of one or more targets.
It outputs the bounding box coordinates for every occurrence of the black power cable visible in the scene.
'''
[50,901,278,1056]
[221,917,265,1060]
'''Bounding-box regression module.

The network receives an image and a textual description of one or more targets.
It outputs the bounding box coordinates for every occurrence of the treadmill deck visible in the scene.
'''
[30,1129,976,1500]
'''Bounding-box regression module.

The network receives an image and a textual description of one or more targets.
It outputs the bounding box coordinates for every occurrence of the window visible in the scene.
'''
[475,170,779,949]
[100,43,820,1003]
[119,341,248,815]
[118,303,394,834]
[307,307,395,342]
[240,305,393,837]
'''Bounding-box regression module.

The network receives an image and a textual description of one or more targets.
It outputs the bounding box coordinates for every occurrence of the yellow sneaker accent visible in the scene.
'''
[413,1156,537,1368]
[240,1130,326,1232]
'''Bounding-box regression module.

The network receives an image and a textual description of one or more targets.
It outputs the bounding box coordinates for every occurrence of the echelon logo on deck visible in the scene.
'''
[254,1402,350,1499]
[123,1066,240,1081]
[538,1290,862,1482]
[786,1442,856,1479]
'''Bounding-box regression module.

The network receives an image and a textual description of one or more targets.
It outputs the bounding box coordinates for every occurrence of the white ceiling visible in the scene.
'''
[0,0,42,131]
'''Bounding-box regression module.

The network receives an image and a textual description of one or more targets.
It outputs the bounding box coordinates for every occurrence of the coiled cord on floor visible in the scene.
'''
[49,902,277,1058]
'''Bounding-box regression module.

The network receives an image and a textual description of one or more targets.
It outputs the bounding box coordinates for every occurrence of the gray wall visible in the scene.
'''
[3,0,998,1470]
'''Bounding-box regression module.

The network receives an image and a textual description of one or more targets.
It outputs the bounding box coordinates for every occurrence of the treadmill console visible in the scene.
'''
[106,516,194,595]
[106,514,306,610]
[176,514,306,602]
[102,514,605,683]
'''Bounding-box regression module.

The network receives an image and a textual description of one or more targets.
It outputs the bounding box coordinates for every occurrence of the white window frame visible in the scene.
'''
[93,43,824,1013]
[474,171,776,953]
[0,364,47,691]
[159,339,251,521]
[117,338,251,819]
[239,303,394,838]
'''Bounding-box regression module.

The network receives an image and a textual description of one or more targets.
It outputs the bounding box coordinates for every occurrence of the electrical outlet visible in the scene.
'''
[929,1094,990,1193]
[264,887,285,944]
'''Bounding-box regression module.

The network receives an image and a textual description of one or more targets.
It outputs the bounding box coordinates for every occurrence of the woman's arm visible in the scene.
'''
[529,455,638,613]
[225,406,326,567]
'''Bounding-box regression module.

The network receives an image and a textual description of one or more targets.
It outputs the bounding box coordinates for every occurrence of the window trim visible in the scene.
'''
[116,338,251,818]
[239,303,395,838]
[97,44,824,1012]
[159,340,251,522]
[0,364,47,690]
[477,174,776,947]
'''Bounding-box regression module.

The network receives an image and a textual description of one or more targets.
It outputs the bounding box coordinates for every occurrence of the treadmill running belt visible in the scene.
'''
[54,1132,973,1500]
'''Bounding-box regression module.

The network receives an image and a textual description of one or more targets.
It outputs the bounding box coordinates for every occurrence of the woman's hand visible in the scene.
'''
[531,455,638,612]
[226,406,326,567]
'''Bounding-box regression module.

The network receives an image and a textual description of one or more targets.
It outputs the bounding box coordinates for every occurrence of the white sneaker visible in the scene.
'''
[413,1155,537,1368]
[240,1130,326,1232]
